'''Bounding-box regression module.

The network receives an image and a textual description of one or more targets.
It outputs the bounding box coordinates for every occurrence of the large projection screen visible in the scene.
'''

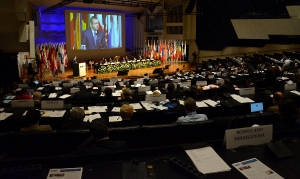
[65,10,125,59]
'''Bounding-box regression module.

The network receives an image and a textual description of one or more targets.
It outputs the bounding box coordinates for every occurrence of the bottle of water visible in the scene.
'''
[145,165,155,179]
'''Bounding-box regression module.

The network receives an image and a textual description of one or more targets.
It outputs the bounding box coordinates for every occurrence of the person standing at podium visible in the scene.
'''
[81,16,107,50]
[72,56,78,69]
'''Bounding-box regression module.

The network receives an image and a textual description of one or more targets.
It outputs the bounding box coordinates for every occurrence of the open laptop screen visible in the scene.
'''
[250,102,263,113]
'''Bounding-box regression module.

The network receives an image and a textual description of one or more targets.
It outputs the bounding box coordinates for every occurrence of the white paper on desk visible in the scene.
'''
[130,103,143,109]
[185,146,231,174]
[232,158,283,179]
[0,108,4,112]
[88,114,101,122]
[111,107,121,112]
[156,105,168,110]
[37,87,44,90]
[203,99,218,107]
[196,101,208,107]
[290,90,300,96]
[109,116,121,122]
[83,116,89,122]
[16,88,21,91]
[50,110,66,117]
[59,94,71,99]
[3,100,11,103]
[46,167,83,179]
[48,93,57,98]
[23,110,27,116]
[140,101,155,111]
[112,92,121,97]
[88,106,107,113]
[0,112,13,121]
[146,91,153,95]
[40,110,52,117]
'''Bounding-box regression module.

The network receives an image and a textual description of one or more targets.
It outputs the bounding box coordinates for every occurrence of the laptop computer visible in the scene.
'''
[250,102,263,113]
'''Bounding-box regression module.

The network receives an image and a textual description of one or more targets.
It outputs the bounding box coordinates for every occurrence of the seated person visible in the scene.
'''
[266,92,283,113]
[217,78,236,92]
[165,83,179,99]
[76,119,128,155]
[16,87,33,100]
[104,87,113,98]
[20,109,52,132]
[48,85,56,94]
[274,98,300,131]
[60,107,91,130]
[176,97,208,123]
[118,88,134,101]
[108,104,139,128]
[33,91,42,103]
[74,85,92,101]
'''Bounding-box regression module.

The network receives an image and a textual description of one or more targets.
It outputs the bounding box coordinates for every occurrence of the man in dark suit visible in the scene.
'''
[60,107,91,130]
[74,85,92,101]
[76,119,128,155]
[81,16,107,50]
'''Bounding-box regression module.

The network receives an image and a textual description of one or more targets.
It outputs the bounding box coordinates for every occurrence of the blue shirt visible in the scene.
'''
[176,112,208,123]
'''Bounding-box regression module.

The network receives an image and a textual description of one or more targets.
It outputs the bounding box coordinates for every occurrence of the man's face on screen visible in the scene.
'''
[90,19,99,31]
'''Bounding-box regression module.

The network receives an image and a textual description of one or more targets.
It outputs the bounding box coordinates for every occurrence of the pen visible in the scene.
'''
[116,116,120,120]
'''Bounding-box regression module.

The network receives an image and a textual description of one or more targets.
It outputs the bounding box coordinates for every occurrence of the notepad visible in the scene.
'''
[109,116,121,122]
[185,146,231,174]
[111,107,121,112]
[130,103,143,109]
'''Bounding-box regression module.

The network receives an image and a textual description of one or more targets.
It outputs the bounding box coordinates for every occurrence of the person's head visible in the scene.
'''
[272,92,283,105]
[20,87,27,95]
[26,109,41,126]
[74,56,77,60]
[104,87,113,97]
[90,119,109,140]
[80,85,87,92]
[122,88,132,98]
[223,78,231,85]
[195,85,203,95]
[184,97,197,114]
[167,83,175,91]
[71,107,85,122]
[90,16,99,31]
[48,85,55,93]
[152,90,161,95]
[33,91,42,101]
[278,98,298,122]
[120,104,134,120]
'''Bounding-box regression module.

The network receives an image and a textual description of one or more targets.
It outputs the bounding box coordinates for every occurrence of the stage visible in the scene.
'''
[57,61,192,80]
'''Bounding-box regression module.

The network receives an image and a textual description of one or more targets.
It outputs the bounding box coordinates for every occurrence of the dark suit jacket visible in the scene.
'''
[76,136,128,155]
[60,121,91,131]
[74,91,92,101]
[81,29,107,50]
[108,120,140,128]
[219,83,235,92]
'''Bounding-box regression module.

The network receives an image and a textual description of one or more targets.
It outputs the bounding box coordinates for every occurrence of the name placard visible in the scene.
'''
[104,82,114,86]
[145,94,166,102]
[138,86,150,92]
[84,82,93,86]
[284,83,296,91]
[225,125,273,149]
[180,81,191,87]
[41,100,64,110]
[11,100,34,108]
[18,83,28,88]
[196,81,207,86]
[79,62,86,77]
[239,87,255,96]
[63,83,73,87]
[70,88,80,93]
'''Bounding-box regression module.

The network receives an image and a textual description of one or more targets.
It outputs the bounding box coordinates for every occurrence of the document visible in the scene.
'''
[47,167,83,179]
[48,93,57,98]
[232,158,283,179]
[88,106,107,113]
[109,116,121,122]
[3,100,11,103]
[59,94,71,99]
[0,108,4,112]
[203,100,218,107]
[0,112,13,121]
[196,101,208,107]
[37,87,44,90]
[88,114,101,122]
[140,101,155,111]
[50,110,66,117]
[111,107,121,112]
[231,94,254,103]
[5,96,15,100]
[130,103,143,109]
[290,90,300,96]
[185,146,231,174]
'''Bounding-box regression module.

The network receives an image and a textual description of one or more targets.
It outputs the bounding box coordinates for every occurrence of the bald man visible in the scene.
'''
[267,92,283,113]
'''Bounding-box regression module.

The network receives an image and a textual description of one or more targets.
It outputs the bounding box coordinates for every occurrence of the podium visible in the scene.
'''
[73,63,86,77]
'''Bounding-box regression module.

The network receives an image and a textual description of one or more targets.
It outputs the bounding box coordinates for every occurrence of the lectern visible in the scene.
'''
[73,63,86,77]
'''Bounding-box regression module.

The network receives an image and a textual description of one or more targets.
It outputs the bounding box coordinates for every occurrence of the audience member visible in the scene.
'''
[60,107,91,130]
[104,87,113,97]
[266,92,283,113]
[76,119,128,155]
[119,88,133,101]
[109,104,139,128]
[176,97,208,123]
[218,78,235,92]
[16,88,33,100]
[166,83,179,99]
[74,85,92,101]
[20,109,52,132]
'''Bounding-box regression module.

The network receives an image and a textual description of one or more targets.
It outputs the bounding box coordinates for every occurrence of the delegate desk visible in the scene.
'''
[2,139,300,179]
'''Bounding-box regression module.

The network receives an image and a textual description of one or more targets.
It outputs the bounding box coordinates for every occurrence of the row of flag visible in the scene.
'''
[36,42,68,78]
[143,40,187,61]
